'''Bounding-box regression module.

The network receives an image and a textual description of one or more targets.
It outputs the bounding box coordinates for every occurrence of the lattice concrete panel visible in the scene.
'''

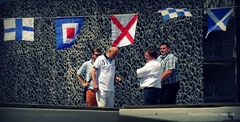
[0,0,206,107]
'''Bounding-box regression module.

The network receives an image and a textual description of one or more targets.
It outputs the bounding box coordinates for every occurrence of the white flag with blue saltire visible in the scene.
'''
[158,8,192,22]
[4,18,34,41]
[205,8,233,38]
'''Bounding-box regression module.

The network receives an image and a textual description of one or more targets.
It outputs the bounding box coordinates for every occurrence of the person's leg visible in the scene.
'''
[86,90,97,107]
[143,88,150,105]
[96,90,107,107]
[105,91,114,108]
[143,87,160,105]
[160,87,167,104]
[154,88,161,104]
[160,82,179,104]
[165,89,176,104]
[86,89,91,107]
[170,82,180,104]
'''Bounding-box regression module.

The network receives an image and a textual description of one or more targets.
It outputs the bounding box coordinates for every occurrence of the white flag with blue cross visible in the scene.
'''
[4,18,34,41]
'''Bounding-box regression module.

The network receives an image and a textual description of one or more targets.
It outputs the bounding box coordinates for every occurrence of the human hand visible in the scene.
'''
[115,76,122,82]
[83,82,89,87]
[93,83,99,92]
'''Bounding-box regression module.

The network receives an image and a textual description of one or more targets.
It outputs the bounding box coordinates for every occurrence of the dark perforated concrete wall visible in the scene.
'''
[0,0,222,107]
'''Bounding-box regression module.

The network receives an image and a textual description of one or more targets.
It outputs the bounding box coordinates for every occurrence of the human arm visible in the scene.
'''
[91,67,99,91]
[92,57,103,92]
[160,69,173,81]
[77,75,89,87]
[76,63,89,87]
[160,54,177,81]
[136,63,151,78]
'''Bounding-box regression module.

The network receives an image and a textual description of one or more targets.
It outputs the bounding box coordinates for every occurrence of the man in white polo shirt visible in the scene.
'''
[92,47,120,108]
[137,48,162,105]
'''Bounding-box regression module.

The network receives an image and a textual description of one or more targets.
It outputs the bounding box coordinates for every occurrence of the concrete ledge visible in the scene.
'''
[0,104,119,122]
[119,104,240,122]
[0,104,240,122]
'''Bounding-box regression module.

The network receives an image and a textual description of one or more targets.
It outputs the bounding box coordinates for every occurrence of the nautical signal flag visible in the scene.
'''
[110,14,138,47]
[158,8,192,22]
[55,17,84,50]
[4,18,34,41]
[205,8,233,38]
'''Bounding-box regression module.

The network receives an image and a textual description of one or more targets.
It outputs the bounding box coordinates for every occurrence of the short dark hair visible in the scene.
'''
[146,48,158,59]
[91,48,102,54]
[160,42,170,48]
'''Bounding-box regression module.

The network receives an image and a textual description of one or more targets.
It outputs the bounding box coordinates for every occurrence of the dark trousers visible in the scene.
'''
[160,82,179,105]
[143,87,161,105]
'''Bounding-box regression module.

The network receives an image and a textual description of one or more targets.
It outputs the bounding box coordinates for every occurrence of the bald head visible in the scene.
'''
[107,47,119,59]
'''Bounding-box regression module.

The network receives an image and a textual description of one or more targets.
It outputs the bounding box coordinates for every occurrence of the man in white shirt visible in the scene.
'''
[137,48,162,105]
[92,47,120,108]
[77,48,102,107]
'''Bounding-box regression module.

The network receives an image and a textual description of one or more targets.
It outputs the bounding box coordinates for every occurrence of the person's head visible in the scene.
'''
[107,46,119,59]
[145,48,158,62]
[91,48,102,61]
[159,42,171,56]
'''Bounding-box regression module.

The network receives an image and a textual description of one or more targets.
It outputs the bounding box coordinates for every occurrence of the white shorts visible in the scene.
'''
[96,90,114,108]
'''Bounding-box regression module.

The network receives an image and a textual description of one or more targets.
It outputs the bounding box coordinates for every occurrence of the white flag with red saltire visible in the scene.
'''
[110,14,138,47]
